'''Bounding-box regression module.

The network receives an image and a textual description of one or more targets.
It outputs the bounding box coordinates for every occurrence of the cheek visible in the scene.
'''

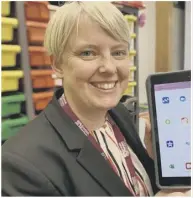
[68,59,98,82]
[122,80,129,91]
[118,63,130,81]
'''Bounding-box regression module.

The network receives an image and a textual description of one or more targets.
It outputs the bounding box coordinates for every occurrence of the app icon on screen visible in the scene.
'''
[165,119,171,124]
[180,96,186,102]
[162,97,170,104]
[181,117,188,124]
[169,164,175,169]
[166,140,174,148]
[185,162,191,170]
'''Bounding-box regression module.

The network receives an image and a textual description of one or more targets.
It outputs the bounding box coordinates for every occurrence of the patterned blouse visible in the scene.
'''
[59,94,153,196]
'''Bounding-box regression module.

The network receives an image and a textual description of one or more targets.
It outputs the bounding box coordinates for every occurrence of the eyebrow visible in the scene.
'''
[111,44,128,50]
[74,44,98,49]
[74,43,128,50]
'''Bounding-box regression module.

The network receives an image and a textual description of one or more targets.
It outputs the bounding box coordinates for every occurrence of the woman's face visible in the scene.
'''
[61,17,129,111]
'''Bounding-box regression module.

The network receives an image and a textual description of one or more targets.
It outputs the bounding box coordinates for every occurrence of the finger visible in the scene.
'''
[184,190,191,197]
[144,119,151,135]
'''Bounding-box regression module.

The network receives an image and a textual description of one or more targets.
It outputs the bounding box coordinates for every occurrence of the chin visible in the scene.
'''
[95,98,120,110]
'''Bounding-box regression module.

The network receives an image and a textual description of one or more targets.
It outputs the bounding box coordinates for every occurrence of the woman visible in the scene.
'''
[2,2,190,196]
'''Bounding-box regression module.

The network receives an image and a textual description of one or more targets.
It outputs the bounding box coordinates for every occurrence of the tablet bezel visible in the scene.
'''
[146,70,191,189]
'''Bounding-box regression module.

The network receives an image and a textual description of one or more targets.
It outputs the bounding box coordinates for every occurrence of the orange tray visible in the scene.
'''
[25,1,49,22]
[26,21,47,44]
[33,91,53,111]
[113,1,145,9]
[31,70,54,89]
[29,46,51,67]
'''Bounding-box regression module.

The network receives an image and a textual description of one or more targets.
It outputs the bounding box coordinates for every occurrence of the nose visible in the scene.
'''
[99,56,117,74]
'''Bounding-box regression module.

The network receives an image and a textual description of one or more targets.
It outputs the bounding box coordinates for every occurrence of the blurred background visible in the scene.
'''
[1,1,191,145]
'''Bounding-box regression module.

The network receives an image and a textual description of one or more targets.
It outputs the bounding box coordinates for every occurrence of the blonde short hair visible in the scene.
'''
[44,2,130,66]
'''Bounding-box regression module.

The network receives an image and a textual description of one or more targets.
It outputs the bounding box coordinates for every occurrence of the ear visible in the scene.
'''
[50,55,63,79]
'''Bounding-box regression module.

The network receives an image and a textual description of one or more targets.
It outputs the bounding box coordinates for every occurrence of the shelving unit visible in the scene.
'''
[1,1,53,142]
[1,1,29,142]
[15,2,35,119]
[2,1,144,142]
[15,1,54,120]
[113,2,144,130]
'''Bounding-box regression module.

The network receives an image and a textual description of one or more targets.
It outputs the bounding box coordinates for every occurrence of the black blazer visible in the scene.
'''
[2,88,158,196]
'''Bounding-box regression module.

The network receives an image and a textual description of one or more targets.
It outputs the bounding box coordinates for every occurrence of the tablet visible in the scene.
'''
[146,70,191,189]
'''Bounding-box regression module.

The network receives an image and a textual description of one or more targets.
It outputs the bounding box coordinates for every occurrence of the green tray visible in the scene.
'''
[2,94,25,117]
[2,116,29,140]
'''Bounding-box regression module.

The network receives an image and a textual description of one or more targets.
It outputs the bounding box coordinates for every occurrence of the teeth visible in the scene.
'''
[93,82,116,90]
[105,84,109,89]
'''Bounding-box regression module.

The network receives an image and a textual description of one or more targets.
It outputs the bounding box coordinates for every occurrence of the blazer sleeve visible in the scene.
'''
[2,151,61,196]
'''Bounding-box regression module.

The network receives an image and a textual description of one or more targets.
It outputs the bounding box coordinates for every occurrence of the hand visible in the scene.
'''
[184,190,191,197]
[155,189,191,197]
[141,114,191,197]
[141,113,154,159]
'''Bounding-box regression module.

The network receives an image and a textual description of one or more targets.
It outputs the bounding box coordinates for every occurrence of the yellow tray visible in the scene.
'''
[2,45,21,67]
[128,81,137,87]
[2,17,18,42]
[124,15,137,22]
[128,66,136,81]
[129,50,136,56]
[1,1,11,16]
[129,66,137,71]
[123,81,137,95]
[130,33,136,39]
[2,71,23,92]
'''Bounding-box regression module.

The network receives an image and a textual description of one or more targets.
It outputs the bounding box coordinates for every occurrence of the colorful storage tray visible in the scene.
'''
[2,94,25,117]
[33,91,53,111]
[31,70,54,89]
[124,15,137,34]
[123,81,137,96]
[29,46,51,67]
[2,45,21,67]
[2,116,29,140]
[129,66,137,71]
[129,50,136,56]
[1,1,11,16]
[25,1,49,22]
[1,17,18,42]
[113,1,145,10]
[129,66,136,81]
[2,71,23,92]
[26,21,47,44]
[130,33,136,39]
[124,15,137,22]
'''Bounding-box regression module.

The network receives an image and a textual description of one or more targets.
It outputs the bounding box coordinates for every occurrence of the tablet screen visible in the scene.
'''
[154,81,191,178]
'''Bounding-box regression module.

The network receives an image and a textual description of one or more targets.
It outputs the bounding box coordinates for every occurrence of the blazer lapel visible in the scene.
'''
[44,88,132,196]
[77,139,132,196]
[109,103,158,193]
[109,103,149,164]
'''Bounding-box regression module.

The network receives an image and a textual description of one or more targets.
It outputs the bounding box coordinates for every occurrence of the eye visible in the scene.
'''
[112,50,127,57]
[80,50,96,57]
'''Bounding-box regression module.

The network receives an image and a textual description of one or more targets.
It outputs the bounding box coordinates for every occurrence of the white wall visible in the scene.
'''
[171,7,185,71]
[137,1,190,103]
[138,1,156,104]
[184,1,191,70]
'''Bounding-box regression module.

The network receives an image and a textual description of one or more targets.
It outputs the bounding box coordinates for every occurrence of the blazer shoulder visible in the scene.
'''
[2,151,61,196]
[2,111,63,159]
[2,111,73,196]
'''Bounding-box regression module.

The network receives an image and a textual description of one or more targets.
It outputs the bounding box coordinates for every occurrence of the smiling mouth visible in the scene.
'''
[90,81,118,90]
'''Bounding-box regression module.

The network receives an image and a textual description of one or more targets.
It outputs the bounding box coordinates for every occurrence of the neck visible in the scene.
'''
[65,92,107,132]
